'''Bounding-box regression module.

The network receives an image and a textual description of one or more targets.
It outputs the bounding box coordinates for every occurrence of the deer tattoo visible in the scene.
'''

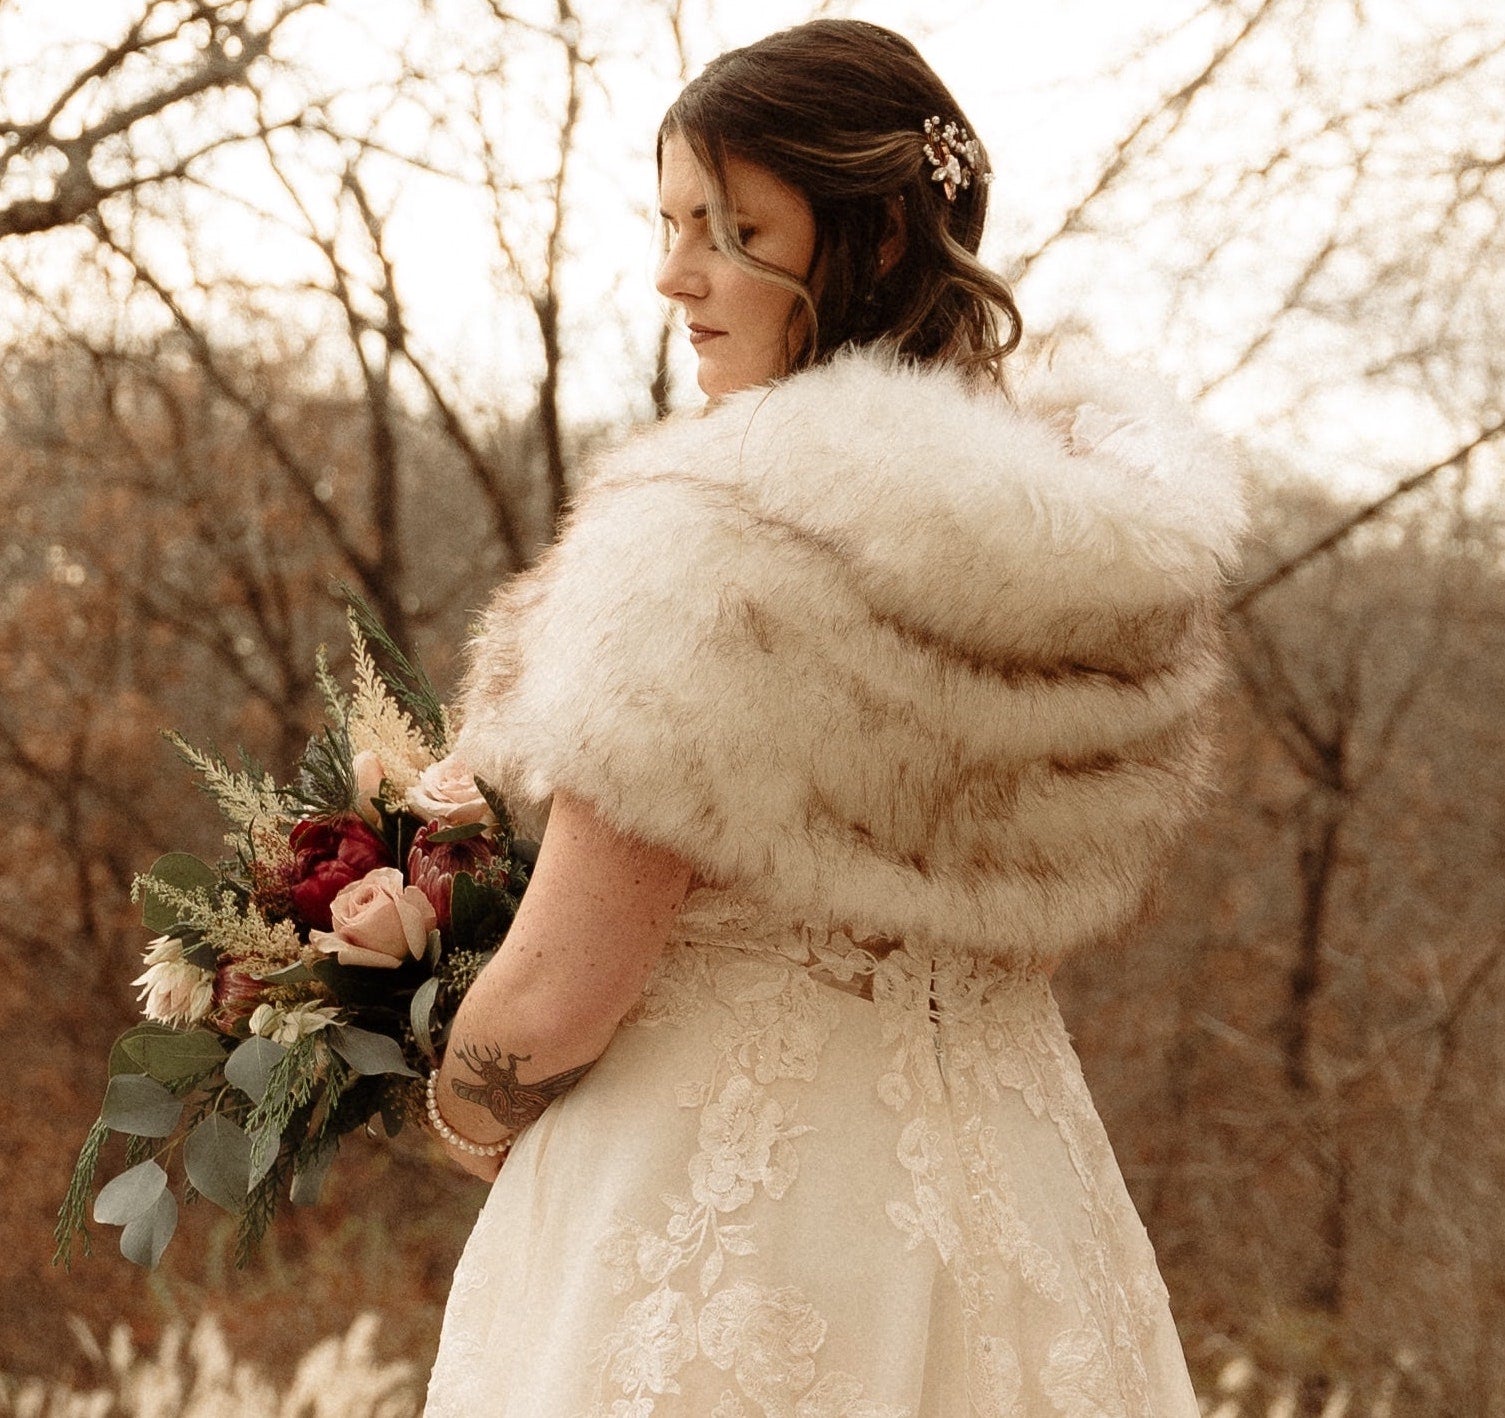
[450,1042,596,1132]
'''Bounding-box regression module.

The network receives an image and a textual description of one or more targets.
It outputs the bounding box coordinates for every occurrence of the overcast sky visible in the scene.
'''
[0,0,1201,392]
[3,0,1499,501]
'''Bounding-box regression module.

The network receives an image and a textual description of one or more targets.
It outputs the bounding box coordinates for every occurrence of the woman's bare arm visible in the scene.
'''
[431,789,694,1177]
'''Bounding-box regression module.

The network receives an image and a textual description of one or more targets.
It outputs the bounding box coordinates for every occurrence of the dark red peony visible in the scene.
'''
[407,821,497,932]
[288,816,392,930]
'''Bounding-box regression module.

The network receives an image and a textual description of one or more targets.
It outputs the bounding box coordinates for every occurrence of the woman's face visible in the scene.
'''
[656,132,818,398]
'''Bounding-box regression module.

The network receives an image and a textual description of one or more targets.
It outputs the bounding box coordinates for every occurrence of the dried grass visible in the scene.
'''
[0,1313,421,1418]
[2,1318,1412,1418]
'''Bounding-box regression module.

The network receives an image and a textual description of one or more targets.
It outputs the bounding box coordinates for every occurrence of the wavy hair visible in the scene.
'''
[658,19,1022,388]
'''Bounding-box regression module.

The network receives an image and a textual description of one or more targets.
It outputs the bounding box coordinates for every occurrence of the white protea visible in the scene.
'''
[141,932,185,966]
[134,938,215,1027]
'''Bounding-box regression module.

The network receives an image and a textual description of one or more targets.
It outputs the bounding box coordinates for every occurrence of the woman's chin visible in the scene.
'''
[696,353,778,399]
[695,357,736,399]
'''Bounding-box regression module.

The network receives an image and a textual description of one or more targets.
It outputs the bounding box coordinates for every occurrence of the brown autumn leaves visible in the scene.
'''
[3,2,1505,1412]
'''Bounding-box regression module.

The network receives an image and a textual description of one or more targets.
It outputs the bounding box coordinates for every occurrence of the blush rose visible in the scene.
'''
[310,867,437,969]
[351,750,387,827]
[405,754,495,828]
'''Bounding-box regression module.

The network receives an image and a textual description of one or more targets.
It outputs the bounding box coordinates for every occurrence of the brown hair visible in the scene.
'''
[658,19,1022,388]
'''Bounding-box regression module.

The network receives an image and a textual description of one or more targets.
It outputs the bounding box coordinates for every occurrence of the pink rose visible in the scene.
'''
[352,750,387,827]
[310,867,437,969]
[405,754,494,828]
[407,821,498,931]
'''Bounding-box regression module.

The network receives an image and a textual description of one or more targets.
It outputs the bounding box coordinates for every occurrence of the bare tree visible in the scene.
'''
[6,0,1505,1405]
[0,0,325,239]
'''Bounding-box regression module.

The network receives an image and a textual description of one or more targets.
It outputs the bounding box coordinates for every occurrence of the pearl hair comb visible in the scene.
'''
[922,116,991,201]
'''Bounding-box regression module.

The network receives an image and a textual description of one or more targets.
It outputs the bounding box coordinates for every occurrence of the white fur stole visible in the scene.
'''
[455,345,1244,964]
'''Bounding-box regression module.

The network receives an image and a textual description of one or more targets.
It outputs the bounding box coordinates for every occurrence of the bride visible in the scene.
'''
[423,18,1243,1416]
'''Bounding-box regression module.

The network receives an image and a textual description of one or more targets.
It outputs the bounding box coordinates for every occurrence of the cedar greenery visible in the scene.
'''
[52,1119,109,1268]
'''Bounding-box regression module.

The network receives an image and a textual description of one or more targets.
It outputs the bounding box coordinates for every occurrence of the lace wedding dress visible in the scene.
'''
[423,886,1201,1417]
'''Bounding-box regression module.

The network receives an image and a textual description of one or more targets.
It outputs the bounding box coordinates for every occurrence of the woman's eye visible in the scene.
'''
[711,227,754,253]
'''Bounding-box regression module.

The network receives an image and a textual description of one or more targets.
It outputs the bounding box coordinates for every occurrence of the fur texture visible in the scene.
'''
[455,344,1245,965]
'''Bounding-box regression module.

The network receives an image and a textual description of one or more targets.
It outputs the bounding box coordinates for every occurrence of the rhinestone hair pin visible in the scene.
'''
[922,115,991,202]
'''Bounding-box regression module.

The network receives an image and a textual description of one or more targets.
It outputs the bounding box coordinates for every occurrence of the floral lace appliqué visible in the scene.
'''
[589,934,898,1417]
[430,890,1197,1418]
[864,939,1167,1415]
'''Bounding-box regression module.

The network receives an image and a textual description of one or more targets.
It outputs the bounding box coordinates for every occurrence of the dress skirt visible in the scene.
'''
[424,894,1201,1417]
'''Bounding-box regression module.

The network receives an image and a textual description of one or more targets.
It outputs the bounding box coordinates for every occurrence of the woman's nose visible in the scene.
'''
[655,236,706,302]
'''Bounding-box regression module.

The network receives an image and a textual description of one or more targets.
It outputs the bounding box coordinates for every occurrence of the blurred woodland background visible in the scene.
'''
[2,0,1504,1414]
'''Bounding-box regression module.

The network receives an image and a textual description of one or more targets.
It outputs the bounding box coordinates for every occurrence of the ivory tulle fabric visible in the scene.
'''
[423,889,1201,1417]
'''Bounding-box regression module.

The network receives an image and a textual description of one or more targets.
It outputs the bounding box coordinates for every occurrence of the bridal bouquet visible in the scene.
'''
[54,599,530,1270]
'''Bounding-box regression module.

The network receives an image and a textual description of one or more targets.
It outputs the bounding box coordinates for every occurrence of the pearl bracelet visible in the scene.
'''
[425,1070,512,1159]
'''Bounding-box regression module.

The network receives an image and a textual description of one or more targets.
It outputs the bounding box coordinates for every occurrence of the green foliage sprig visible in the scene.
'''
[53,1120,110,1268]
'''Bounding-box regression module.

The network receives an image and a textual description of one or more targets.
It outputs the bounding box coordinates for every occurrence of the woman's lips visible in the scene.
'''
[688,324,726,346]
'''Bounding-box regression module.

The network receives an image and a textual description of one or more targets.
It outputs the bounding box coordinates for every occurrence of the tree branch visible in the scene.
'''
[1230,416,1505,614]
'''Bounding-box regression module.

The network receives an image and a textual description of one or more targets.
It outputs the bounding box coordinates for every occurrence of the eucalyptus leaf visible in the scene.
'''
[290,1141,337,1207]
[183,1116,253,1213]
[181,938,219,971]
[257,961,316,986]
[110,1026,225,1085]
[120,1189,178,1269]
[101,1075,183,1138]
[424,928,441,972]
[108,1023,176,1077]
[409,976,441,1065]
[327,1025,419,1078]
[93,1160,168,1226]
[425,821,487,844]
[140,853,218,931]
[225,1036,287,1104]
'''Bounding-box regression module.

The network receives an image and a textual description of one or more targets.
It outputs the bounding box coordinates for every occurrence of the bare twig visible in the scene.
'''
[1230,417,1505,613]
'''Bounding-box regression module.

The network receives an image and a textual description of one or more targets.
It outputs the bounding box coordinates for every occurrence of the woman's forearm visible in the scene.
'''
[431,790,694,1147]
[435,954,624,1144]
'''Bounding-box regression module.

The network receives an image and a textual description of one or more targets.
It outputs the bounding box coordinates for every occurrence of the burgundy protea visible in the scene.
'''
[287,815,392,931]
[407,821,497,932]
[210,963,265,1031]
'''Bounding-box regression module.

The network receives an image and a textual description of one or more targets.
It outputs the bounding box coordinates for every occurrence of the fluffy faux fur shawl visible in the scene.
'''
[455,345,1245,965]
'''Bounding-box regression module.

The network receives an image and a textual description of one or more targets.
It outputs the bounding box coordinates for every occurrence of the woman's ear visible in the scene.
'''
[877,194,907,276]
